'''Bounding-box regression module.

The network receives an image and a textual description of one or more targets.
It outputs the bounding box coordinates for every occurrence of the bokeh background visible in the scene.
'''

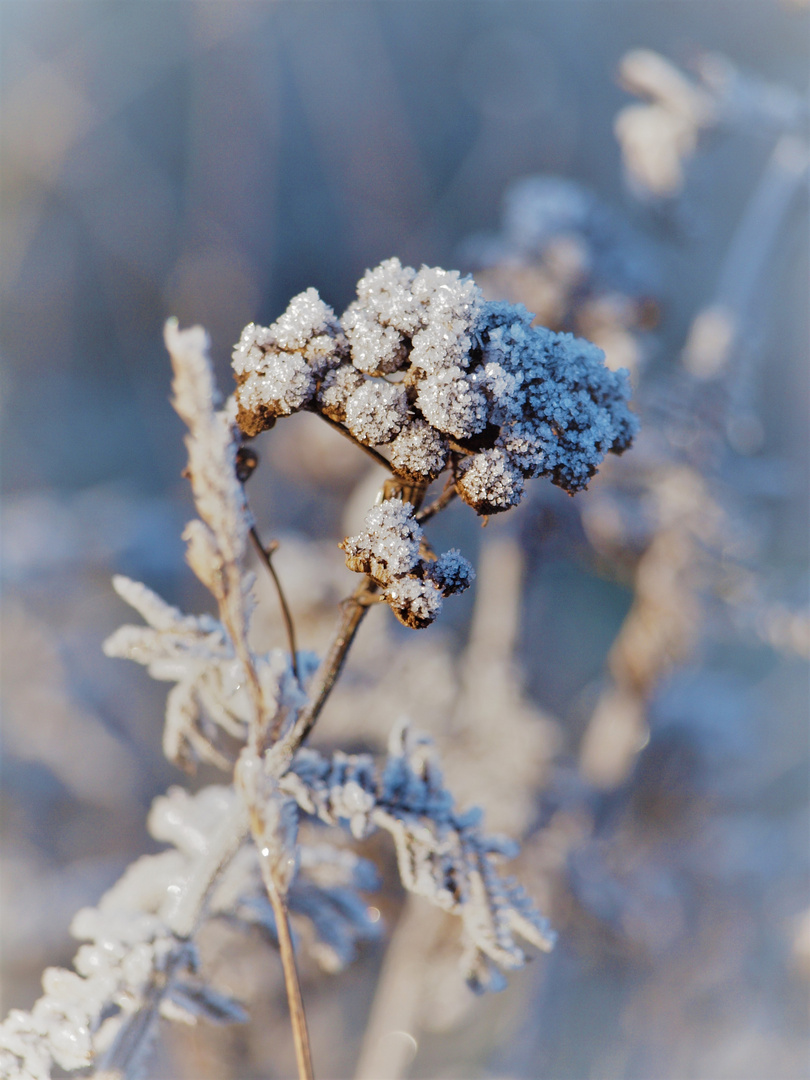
[1,3,808,1079]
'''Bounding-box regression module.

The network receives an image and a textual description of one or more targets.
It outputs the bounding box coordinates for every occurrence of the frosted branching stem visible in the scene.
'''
[2,260,636,1080]
[92,799,250,1080]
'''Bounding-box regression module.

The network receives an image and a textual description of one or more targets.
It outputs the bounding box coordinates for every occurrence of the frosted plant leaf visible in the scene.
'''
[279,723,555,991]
[340,498,422,584]
[388,419,450,482]
[344,379,409,446]
[383,575,444,630]
[456,449,525,515]
[316,362,365,423]
[165,320,249,572]
[104,575,303,772]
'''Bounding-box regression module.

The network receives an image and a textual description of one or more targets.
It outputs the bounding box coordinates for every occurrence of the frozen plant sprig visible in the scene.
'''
[2,262,635,1080]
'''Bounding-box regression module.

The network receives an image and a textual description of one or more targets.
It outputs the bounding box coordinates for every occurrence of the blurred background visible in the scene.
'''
[1,2,808,1078]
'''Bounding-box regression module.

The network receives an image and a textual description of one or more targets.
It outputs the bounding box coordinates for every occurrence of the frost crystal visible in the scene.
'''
[388,419,449,482]
[233,288,347,435]
[383,574,444,630]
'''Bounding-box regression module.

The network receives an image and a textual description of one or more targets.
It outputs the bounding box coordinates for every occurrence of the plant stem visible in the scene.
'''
[250,525,300,681]
[260,863,315,1080]
[416,475,458,524]
[310,408,395,473]
[283,576,378,756]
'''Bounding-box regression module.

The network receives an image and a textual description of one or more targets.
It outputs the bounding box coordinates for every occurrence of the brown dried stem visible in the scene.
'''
[260,862,315,1080]
[309,408,395,473]
[282,575,379,757]
[249,526,300,682]
[416,474,458,524]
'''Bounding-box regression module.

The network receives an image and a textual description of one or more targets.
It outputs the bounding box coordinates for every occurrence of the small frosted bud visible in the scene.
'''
[345,381,409,447]
[425,550,475,596]
[317,363,366,423]
[388,419,449,482]
[383,575,443,629]
[340,499,422,584]
[456,448,525,515]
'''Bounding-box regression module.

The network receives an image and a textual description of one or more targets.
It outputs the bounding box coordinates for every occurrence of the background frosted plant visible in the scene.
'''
[0,263,635,1080]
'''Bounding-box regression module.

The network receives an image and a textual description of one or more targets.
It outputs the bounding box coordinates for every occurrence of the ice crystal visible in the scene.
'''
[344,379,409,446]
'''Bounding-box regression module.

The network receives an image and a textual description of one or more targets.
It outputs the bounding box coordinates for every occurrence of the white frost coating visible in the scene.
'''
[416,366,489,439]
[383,575,444,629]
[165,320,249,571]
[496,422,545,477]
[425,549,475,596]
[388,419,449,480]
[237,353,315,417]
[317,363,365,422]
[456,449,525,514]
[344,380,409,446]
[341,498,422,584]
[342,307,408,375]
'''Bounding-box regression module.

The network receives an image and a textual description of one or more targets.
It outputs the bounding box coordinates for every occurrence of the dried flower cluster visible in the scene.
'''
[340,499,474,627]
[233,258,637,514]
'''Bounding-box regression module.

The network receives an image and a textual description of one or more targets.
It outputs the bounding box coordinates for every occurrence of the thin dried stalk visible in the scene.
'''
[283,576,379,756]
[250,526,300,681]
[263,868,314,1080]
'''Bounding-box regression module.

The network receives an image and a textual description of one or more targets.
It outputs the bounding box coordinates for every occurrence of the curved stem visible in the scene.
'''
[250,526,300,681]
[309,408,395,473]
[282,576,378,757]
[261,865,315,1080]
[416,475,458,524]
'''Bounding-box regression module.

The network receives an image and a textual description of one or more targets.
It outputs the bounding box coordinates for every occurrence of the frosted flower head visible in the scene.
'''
[232,259,637,512]
[383,575,444,630]
[344,380,409,447]
[425,550,475,596]
[233,289,346,436]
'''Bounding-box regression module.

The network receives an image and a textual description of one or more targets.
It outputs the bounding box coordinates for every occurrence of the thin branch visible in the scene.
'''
[282,576,379,757]
[260,865,315,1080]
[309,407,395,473]
[416,475,458,525]
[250,526,300,681]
